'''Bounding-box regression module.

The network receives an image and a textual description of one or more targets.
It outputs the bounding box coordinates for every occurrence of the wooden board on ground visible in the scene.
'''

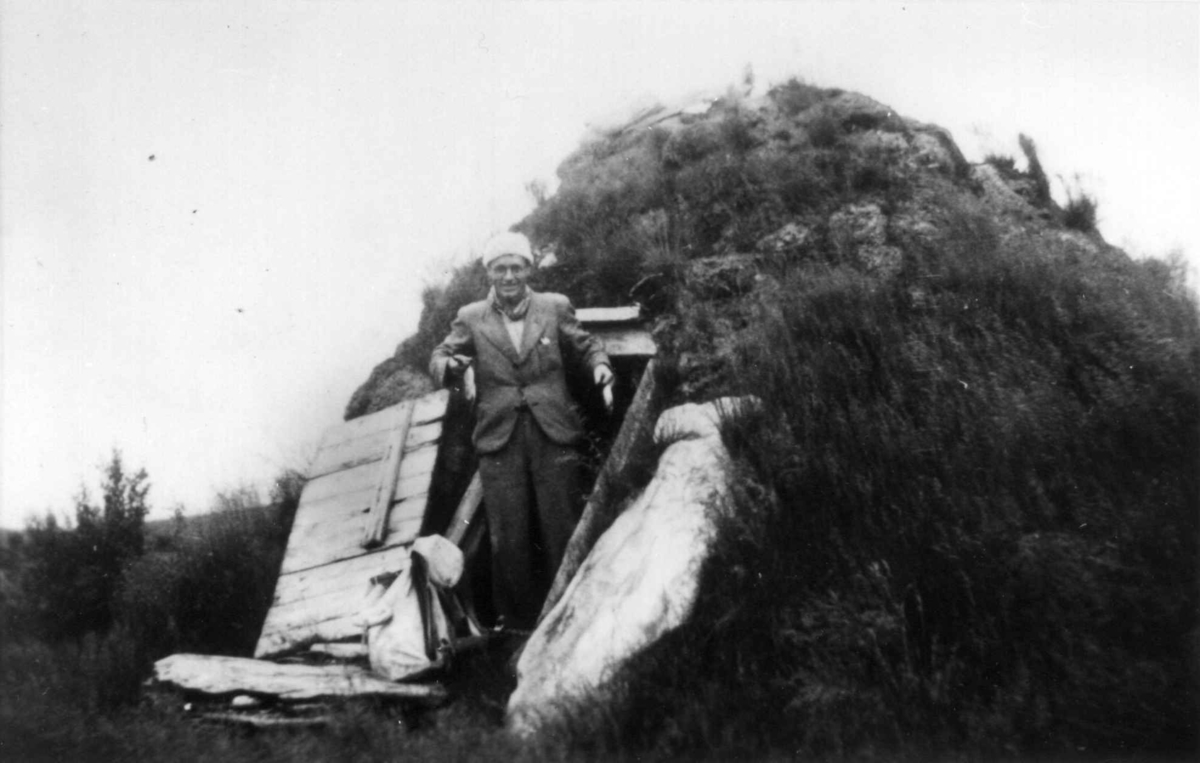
[154,654,447,702]
[254,390,449,659]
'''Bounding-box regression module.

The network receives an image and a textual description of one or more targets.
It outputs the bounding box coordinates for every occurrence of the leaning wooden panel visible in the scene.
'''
[255,390,451,658]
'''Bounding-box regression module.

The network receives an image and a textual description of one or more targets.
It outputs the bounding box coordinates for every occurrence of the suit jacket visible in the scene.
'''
[430,291,610,454]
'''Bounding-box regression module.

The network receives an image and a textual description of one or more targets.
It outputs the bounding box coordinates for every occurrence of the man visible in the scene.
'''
[430,231,613,630]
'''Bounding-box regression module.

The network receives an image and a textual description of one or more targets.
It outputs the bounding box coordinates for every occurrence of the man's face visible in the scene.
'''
[487,255,531,302]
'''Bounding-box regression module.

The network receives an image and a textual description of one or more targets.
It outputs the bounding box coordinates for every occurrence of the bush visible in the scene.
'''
[807,110,842,149]
[768,77,831,117]
[1063,190,1098,232]
[1018,133,1052,206]
[16,451,150,640]
[984,152,1016,175]
[118,500,292,658]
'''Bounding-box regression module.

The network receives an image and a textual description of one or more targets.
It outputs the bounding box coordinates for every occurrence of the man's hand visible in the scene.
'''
[462,364,476,404]
[594,364,614,412]
[448,354,473,376]
[447,355,475,403]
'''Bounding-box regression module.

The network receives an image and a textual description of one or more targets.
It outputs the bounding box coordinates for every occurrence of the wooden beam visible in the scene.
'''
[362,400,414,548]
[592,326,656,358]
[577,305,642,325]
[539,358,662,621]
[153,654,448,702]
[444,471,484,546]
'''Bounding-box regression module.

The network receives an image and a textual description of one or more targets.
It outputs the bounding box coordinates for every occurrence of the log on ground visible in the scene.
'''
[153,653,448,702]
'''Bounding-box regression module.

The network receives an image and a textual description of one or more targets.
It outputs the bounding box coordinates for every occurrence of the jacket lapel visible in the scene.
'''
[479,306,521,364]
[516,298,547,364]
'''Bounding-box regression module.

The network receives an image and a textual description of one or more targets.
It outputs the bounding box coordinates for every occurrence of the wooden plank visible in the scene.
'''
[282,510,423,575]
[593,327,657,357]
[257,546,413,657]
[278,454,435,575]
[257,612,379,655]
[154,654,447,701]
[317,404,404,446]
[404,420,442,451]
[394,471,437,504]
[288,487,375,533]
[306,430,391,481]
[271,546,411,608]
[295,462,381,507]
[410,389,450,426]
[306,406,402,480]
[363,401,415,547]
[259,598,376,656]
[540,358,662,621]
[578,305,642,324]
[287,488,429,547]
[309,643,369,659]
[445,471,484,546]
[397,443,439,481]
[261,574,411,647]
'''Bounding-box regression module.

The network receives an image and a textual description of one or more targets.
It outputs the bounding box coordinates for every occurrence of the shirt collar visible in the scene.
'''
[488,286,532,321]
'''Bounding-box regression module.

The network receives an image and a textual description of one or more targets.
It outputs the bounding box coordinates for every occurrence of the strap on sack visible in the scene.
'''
[410,552,438,662]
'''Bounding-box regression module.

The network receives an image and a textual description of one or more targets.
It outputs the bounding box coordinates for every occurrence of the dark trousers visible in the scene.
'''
[478,411,583,630]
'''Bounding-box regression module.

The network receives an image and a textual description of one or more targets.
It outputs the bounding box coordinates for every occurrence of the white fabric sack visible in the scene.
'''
[411,534,464,588]
[350,537,463,682]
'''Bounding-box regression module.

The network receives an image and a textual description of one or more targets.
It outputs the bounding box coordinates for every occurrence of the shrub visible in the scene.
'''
[718,104,760,154]
[1018,133,1052,206]
[17,451,150,640]
[768,77,830,117]
[118,500,291,658]
[661,120,725,169]
[984,152,1016,175]
[807,110,842,149]
[1063,190,1098,232]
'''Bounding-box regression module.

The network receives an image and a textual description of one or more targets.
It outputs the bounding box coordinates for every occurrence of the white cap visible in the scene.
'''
[482,231,534,268]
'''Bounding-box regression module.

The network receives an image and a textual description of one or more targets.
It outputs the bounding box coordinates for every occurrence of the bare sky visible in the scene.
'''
[2,1,1196,526]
